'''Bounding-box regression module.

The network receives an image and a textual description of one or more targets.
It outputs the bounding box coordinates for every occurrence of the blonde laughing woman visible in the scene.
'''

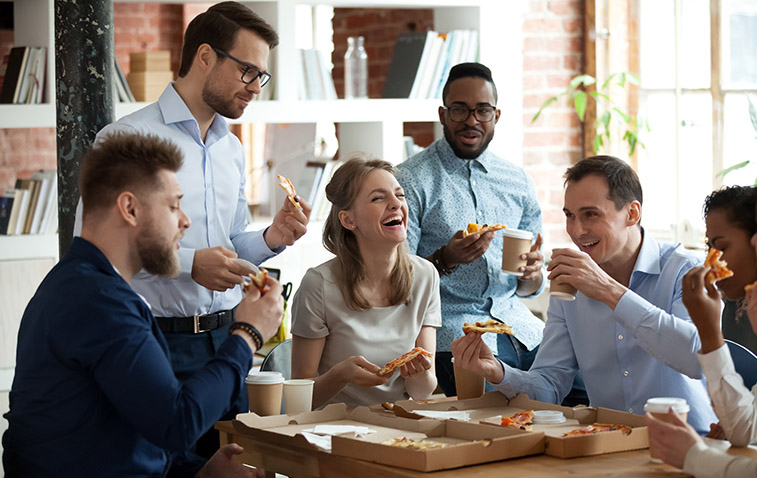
[291,154,440,408]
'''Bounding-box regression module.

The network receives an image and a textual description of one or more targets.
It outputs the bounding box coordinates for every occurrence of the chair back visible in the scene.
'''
[725,339,757,389]
[260,339,292,380]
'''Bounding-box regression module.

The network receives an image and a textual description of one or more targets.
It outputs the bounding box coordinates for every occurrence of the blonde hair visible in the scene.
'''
[323,153,413,311]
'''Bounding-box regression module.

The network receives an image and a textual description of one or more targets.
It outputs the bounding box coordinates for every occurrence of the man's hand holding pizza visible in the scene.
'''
[681,266,724,353]
[450,332,504,384]
[516,233,544,296]
[264,196,312,250]
[441,229,496,268]
[192,246,253,291]
[547,248,627,309]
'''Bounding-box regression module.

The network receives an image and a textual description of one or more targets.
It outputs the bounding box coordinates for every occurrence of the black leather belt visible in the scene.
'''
[156,308,235,334]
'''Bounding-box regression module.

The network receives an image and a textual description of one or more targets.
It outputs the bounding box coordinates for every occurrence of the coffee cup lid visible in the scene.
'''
[245,371,284,384]
[643,397,690,414]
[532,410,566,424]
[501,228,533,240]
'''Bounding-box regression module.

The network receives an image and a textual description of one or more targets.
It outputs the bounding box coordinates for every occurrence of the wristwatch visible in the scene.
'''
[432,246,458,276]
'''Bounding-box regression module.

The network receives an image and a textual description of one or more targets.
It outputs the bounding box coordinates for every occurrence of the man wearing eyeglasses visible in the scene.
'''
[396,63,551,399]
[75,1,311,458]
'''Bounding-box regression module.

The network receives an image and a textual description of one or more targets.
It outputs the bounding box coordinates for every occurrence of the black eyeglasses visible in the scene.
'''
[211,47,271,87]
[443,104,496,123]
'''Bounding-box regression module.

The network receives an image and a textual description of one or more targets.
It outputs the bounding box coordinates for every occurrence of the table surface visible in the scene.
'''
[215,420,757,478]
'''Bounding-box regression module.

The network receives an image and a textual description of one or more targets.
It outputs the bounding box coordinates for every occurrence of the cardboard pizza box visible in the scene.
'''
[394,392,649,458]
[233,402,545,472]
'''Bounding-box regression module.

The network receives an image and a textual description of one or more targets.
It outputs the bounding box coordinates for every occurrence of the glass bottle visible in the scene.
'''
[344,36,368,99]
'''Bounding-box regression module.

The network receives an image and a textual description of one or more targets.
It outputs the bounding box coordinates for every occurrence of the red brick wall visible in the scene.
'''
[522,0,584,245]
[114,3,184,76]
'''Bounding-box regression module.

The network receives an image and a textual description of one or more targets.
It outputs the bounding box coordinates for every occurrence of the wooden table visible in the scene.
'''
[215,421,757,477]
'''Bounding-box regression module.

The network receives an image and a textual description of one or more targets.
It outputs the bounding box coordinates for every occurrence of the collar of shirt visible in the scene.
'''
[435,137,493,175]
[630,229,663,280]
[158,82,229,147]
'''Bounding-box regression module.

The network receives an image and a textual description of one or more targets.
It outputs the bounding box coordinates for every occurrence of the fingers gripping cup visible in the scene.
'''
[452,357,485,400]
[246,371,284,416]
[501,229,534,276]
[644,397,690,463]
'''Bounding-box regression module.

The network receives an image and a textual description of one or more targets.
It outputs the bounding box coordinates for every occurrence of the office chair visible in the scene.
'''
[725,339,757,389]
[260,338,292,380]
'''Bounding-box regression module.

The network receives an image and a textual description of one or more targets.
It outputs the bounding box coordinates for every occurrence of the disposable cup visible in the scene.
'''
[283,379,314,415]
[501,229,534,276]
[550,277,577,301]
[452,357,485,400]
[644,397,690,463]
[246,371,284,416]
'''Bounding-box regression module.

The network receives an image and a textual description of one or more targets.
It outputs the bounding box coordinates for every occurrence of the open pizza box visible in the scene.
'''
[233,402,544,472]
[393,392,649,458]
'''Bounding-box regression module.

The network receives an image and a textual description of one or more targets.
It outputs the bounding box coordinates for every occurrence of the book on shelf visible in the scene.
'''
[31,170,57,235]
[17,47,46,104]
[0,46,29,104]
[15,178,40,234]
[8,188,30,235]
[0,191,14,235]
[382,32,428,99]
[114,57,135,102]
[299,49,336,100]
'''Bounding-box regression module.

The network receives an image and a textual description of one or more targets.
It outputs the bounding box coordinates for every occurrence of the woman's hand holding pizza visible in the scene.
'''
[333,356,388,388]
[451,332,504,384]
[681,266,724,353]
[399,353,432,378]
[547,248,627,309]
[444,229,496,267]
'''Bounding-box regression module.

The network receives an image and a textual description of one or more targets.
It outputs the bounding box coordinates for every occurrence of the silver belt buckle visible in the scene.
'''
[193,314,211,334]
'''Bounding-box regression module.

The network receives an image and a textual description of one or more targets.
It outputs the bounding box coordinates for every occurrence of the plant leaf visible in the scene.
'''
[716,160,751,178]
[570,74,596,89]
[613,107,631,123]
[574,91,587,121]
[593,134,603,153]
[532,96,559,123]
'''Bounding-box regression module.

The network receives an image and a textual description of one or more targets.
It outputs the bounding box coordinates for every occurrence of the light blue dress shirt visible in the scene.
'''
[493,231,717,433]
[92,83,280,317]
[396,138,545,353]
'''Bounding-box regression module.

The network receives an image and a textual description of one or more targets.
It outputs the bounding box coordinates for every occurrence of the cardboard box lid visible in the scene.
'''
[129,50,171,72]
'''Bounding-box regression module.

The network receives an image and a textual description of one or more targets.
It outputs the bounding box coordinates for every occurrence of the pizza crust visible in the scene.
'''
[243,268,269,294]
[277,174,302,208]
[377,347,433,377]
[462,319,514,335]
[462,223,507,238]
[704,248,734,284]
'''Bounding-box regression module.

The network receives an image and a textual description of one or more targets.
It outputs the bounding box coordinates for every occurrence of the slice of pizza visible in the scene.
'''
[461,223,507,238]
[277,174,302,209]
[462,319,514,335]
[745,281,756,297]
[242,268,269,294]
[377,347,433,377]
[562,422,632,437]
[704,248,734,285]
[381,437,446,450]
[500,409,535,431]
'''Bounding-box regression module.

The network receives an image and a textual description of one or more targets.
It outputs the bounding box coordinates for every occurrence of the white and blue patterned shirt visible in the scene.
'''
[396,139,545,353]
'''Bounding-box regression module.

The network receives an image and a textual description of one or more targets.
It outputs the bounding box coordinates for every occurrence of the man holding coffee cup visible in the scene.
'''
[452,156,717,433]
[396,63,547,398]
[3,134,282,477]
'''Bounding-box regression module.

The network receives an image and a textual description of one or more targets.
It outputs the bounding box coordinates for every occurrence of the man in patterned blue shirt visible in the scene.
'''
[395,63,547,397]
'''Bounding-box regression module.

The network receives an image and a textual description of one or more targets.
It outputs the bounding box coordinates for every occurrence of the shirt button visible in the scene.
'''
[629,408,634,413]
[489,268,493,273]
[623,370,629,377]
[472,180,476,186]
[478,211,483,216]
[618,334,623,340]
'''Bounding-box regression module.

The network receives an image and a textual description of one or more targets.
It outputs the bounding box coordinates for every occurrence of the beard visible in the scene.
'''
[202,80,244,119]
[136,225,180,278]
[442,122,495,160]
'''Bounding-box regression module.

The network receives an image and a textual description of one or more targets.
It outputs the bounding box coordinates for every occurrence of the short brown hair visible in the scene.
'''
[178,1,279,77]
[80,133,183,217]
[323,154,413,311]
[564,155,643,210]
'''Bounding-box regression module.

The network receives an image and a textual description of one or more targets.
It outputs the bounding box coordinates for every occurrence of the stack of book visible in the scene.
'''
[0,170,58,236]
[382,30,479,100]
[113,57,135,103]
[126,51,174,102]
[0,46,47,104]
[298,49,337,100]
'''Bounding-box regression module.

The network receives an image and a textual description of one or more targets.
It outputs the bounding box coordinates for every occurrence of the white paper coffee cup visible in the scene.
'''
[283,379,314,415]
[644,397,690,463]
[501,229,533,276]
[452,357,485,400]
[246,371,284,416]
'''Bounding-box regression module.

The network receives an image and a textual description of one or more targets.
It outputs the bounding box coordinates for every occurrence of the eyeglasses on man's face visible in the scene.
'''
[211,46,271,87]
[443,104,496,123]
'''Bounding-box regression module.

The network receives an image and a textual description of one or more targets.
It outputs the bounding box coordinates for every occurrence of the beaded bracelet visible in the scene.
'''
[229,322,263,350]
[432,246,458,276]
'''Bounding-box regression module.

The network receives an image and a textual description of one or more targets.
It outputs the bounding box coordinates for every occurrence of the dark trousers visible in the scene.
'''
[436,333,588,407]
[164,322,248,459]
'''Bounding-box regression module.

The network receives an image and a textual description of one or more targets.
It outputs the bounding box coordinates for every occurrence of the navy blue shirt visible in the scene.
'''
[3,238,253,477]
